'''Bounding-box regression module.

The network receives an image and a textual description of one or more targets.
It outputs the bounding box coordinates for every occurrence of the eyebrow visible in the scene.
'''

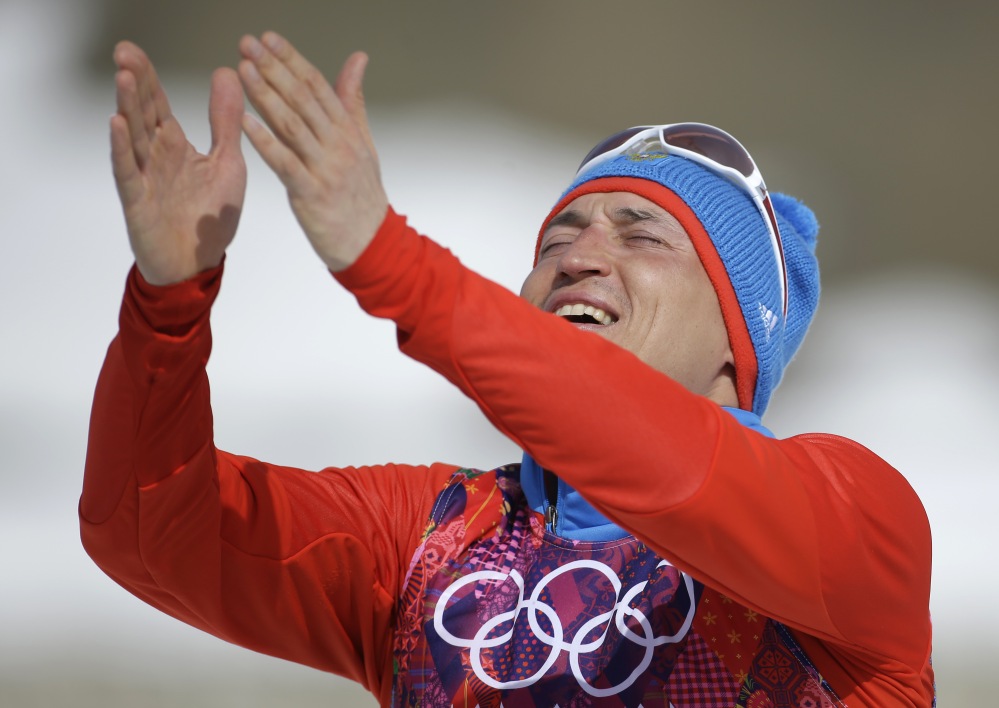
[614,207,662,225]
[544,207,667,234]
[544,210,587,232]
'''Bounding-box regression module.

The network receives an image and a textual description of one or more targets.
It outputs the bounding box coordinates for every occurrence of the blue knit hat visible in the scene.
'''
[537,153,820,417]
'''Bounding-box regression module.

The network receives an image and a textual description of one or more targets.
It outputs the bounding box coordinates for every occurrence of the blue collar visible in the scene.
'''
[720,406,775,439]
[520,406,773,541]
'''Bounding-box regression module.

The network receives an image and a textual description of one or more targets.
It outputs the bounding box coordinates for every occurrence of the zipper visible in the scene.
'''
[543,469,559,533]
[544,503,559,532]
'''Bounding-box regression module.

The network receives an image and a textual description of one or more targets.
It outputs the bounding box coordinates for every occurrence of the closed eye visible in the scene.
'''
[539,238,573,258]
[626,234,667,247]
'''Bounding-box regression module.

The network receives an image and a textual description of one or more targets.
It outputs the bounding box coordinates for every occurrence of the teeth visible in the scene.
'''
[554,303,614,326]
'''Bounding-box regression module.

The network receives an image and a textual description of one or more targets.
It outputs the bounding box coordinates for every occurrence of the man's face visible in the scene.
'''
[520,191,737,405]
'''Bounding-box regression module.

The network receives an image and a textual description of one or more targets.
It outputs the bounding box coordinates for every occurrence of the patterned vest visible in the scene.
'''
[391,465,844,707]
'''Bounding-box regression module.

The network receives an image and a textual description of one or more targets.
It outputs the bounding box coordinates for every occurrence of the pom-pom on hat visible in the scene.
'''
[536,152,820,417]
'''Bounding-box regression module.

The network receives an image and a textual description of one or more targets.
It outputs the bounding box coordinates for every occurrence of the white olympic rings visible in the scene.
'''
[432,559,696,696]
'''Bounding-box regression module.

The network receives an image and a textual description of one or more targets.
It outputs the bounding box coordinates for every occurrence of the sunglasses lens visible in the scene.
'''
[660,123,755,179]
[577,128,646,172]
[578,124,757,181]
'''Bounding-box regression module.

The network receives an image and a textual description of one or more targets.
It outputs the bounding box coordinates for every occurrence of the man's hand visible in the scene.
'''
[238,32,388,272]
[110,41,247,286]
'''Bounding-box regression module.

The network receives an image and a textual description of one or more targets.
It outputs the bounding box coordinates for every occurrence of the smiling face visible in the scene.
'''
[520,191,738,406]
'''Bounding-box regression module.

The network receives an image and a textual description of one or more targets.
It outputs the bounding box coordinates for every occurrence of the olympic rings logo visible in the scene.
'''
[432,559,696,697]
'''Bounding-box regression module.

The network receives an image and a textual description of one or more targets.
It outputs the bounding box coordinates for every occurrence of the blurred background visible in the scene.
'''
[1,0,997,705]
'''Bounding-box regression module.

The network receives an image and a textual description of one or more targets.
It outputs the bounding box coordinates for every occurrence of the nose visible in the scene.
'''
[555,225,613,281]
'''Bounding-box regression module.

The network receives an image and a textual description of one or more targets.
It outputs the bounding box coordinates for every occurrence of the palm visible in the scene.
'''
[122,120,245,280]
[111,42,247,285]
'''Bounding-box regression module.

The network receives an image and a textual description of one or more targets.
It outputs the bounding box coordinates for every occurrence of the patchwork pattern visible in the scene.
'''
[392,466,843,707]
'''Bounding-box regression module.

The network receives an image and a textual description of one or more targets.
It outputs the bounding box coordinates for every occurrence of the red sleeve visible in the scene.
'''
[79,262,458,705]
[335,209,933,677]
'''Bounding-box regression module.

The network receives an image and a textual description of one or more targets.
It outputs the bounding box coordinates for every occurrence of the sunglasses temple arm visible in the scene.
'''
[751,190,789,318]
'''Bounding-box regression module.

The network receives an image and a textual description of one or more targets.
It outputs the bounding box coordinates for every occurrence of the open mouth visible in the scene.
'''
[553,303,616,326]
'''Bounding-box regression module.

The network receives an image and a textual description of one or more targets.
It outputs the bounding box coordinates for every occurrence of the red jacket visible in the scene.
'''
[81,208,934,706]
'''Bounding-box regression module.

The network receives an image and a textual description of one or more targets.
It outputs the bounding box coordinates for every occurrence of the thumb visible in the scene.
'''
[208,67,245,158]
[335,51,378,157]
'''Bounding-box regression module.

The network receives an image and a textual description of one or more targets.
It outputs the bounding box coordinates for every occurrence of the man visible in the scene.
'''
[81,32,934,707]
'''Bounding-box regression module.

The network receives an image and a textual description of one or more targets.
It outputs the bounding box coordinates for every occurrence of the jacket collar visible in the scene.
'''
[520,407,774,541]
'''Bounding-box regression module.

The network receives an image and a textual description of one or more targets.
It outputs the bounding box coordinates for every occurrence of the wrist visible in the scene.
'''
[322,201,390,273]
[133,250,226,287]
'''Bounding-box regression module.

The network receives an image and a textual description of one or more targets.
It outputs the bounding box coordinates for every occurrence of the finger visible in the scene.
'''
[239,59,323,166]
[113,41,173,139]
[114,69,151,168]
[208,67,245,159]
[333,51,378,158]
[257,32,346,130]
[239,35,328,152]
[113,42,155,137]
[241,112,312,193]
[109,113,143,206]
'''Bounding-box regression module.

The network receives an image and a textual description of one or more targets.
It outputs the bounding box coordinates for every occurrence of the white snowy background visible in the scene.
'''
[1,1,996,705]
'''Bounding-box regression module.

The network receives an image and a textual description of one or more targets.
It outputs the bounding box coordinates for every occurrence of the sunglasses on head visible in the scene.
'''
[577,123,788,317]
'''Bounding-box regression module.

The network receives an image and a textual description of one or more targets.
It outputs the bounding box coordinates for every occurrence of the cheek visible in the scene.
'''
[685,269,731,356]
[673,257,722,312]
[636,261,723,334]
[519,264,551,304]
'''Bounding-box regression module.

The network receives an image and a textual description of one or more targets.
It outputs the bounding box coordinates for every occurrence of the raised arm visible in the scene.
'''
[84,44,454,702]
